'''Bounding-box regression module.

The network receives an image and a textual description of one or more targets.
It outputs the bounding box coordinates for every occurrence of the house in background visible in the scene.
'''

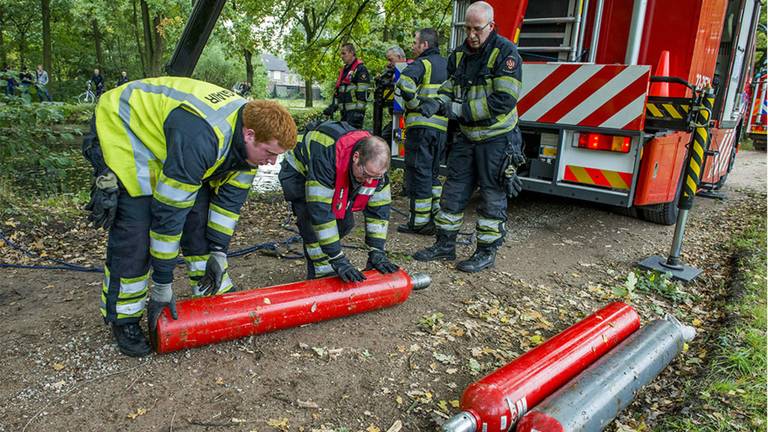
[261,53,322,100]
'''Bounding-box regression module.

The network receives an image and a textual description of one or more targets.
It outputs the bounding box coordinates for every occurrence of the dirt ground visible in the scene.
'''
[0,151,765,432]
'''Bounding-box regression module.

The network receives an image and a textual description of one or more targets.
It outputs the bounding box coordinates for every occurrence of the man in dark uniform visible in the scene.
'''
[395,28,448,235]
[279,121,399,282]
[414,1,524,273]
[324,43,371,129]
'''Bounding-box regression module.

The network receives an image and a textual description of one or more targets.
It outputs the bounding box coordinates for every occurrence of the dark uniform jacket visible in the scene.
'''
[280,121,392,259]
[438,31,523,142]
[335,60,371,115]
[396,47,449,131]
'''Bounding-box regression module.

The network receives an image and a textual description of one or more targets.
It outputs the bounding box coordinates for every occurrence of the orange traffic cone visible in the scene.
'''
[649,50,670,97]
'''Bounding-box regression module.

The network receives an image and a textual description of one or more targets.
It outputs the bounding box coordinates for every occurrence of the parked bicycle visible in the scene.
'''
[76,80,97,104]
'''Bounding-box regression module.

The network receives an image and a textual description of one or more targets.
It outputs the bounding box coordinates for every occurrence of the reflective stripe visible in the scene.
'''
[120,275,149,297]
[414,199,432,210]
[154,175,198,208]
[435,211,463,231]
[405,113,448,130]
[118,82,245,195]
[358,186,376,196]
[432,185,443,197]
[368,185,391,207]
[478,232,503,244]
[342,102,366,111]
[477,218,504,245]
[365,219,388,238]
[305,243,326,260]
[308,131,336,147]
[493,76,521,98]
[405,98,420,110]
[460,108,519,142]
[284,151,306,175]
[150,231,181,259]
[398,76,418,94]
[229,171,256,189]
[185,255,209,276]
[477,217,501,231]
[115,298,146,316]
[307,181,334,204]
[314,263,334,276]
[414,214,431,224]
[470,97,490,121]
[314,220,340,246]
[219,273,234,293]
[208,204,239,235]
[487,47,501,69]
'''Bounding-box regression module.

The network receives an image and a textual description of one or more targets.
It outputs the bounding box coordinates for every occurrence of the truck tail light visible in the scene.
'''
[577,133,631,153]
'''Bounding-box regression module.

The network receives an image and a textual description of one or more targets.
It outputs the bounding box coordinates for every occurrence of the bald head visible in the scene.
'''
[464,1,495,49]
[352,135,390,182]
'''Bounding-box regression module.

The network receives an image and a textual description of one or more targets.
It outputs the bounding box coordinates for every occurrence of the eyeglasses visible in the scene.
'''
[463,21,492,35]
[359,163,385,181]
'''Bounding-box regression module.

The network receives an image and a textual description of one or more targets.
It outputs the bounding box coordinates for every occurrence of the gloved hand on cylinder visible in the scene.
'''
[323,103,337,117]
[85,170,119,230]
[147,280,178,335]
[442,101,463,121]
[197,251,230,296]
[365,249,399,274]
[417,96,441,117]
[329,253,366,283]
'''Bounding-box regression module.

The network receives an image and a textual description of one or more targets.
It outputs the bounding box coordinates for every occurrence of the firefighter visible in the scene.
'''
[279,121,399,282]
[395,28,448,235]
[414,1,524,273]
[82,77,297,357]
[324,43,371,129]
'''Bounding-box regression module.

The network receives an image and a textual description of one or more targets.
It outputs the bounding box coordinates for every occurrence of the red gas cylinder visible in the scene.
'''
[442,302,641,432]
[153,269,430,353]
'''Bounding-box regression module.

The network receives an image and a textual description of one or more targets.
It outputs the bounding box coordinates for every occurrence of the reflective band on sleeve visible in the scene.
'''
[308,131,336,147]
[470,97,490,121]
[150,231,181,260]
[154,174,199,208]
[358,186,376,196]
[493,76,521,98]
[398,76,418,95]
[368,184,391,207]
[306,181,334,204]
[460,108,518,142]
[208,203,240,236]
[229,171,256,189]
[284,152,307,175]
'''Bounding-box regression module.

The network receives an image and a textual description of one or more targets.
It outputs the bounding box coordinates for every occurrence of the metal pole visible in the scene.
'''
[588,0,604,62]
[572,0,590,62]
[624,0,648,65]
[165,0,229,76]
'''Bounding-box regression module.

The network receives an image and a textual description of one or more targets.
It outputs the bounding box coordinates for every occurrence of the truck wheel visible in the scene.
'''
[638,201,678,225]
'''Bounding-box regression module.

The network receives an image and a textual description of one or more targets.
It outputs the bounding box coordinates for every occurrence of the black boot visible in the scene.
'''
[397,220,436,235]
[112,322,152,357]
[413,230,457,261]
[456,246,497,273]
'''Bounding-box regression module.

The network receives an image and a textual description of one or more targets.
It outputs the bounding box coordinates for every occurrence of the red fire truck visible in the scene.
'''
[393,0,762,224]
[747,67,767,149]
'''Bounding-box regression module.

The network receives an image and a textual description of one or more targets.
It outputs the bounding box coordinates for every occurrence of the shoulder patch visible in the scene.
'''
[359,71,368,81]
[503,56,517,72]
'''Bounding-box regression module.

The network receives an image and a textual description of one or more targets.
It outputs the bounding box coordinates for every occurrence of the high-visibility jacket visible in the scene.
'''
[396,47,449,131]
[280,121,391,259]
[95,77,255,279]
[334,59,371,114]
[438,31,523,142]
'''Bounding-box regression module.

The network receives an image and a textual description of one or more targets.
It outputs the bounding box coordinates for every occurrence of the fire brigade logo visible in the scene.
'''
[504,56,516,71]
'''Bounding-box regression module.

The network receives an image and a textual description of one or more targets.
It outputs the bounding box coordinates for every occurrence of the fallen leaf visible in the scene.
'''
[366,425,381,432]
[52,362,65,371]
[297,399,319,409]
[127,407,147,419]
[529,335,544,346]
[386,420,403,432]
[267,417,289,431]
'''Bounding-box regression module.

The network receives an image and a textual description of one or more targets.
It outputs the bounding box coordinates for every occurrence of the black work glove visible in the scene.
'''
[505,168,524,198]
[365,249,399,274]
[417,97,441,117]
[323,104,337,117]
[197,251,230,296]
[147,281,178,335]
[329,254,367,283]
[85,171,118,230]
[443,101,463,121]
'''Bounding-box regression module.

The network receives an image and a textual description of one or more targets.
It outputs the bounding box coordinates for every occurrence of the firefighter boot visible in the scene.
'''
[413,230,457,261]
[456,245,497,273]
[397,220,436,235]
[111,322,152,357]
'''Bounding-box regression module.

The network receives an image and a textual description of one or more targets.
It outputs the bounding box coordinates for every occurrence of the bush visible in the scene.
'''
[288,107,326,131]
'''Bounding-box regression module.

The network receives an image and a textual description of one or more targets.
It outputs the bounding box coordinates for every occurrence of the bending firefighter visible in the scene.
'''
[415,1,524,273]
[395,27,448,235]
[279,121,399,282]
[83,77,297,357]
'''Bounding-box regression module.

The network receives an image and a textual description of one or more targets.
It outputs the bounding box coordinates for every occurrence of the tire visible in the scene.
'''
[638,201,678,225]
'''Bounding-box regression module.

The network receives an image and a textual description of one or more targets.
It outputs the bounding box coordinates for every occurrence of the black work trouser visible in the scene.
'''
[100,186,215,325]
[435,128,522,248]
[404,127,446,227]
[290,199,355,279]
[341,110,365,129]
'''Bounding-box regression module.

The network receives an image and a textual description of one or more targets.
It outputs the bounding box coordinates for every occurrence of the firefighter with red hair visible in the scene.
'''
[82,77,297,357]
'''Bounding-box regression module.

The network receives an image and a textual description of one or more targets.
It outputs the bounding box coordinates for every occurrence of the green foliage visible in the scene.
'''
[617,270,694,304]
[287,106,327,130]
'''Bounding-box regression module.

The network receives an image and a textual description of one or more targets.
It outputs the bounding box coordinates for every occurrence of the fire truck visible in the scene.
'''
[747,67,767,149]
[391,0,762,224]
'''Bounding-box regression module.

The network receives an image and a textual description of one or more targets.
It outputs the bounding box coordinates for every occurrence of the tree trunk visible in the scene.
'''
[92,19,104,68]
[150,14,165,75]
[0,10,6,67]
[244,49,253,84]
[304,77,313,107]
[41,0,51,71]
[140,0,154,76]
[131,0,146,76]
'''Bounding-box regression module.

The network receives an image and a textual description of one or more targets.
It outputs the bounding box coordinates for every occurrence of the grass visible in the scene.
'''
[655,215,767,431]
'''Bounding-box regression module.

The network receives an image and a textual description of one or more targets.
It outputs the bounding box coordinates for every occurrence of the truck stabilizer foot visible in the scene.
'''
[638,255,702,282]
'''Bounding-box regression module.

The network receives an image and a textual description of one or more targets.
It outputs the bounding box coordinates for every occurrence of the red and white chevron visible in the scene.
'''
[702,127,738,184]
[519,63,652,131]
